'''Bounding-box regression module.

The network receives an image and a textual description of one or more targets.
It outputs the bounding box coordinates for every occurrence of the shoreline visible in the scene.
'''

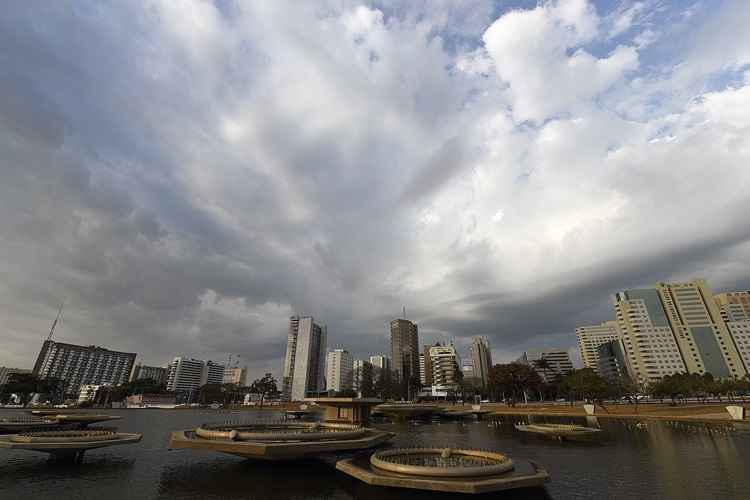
[471,402,749,424]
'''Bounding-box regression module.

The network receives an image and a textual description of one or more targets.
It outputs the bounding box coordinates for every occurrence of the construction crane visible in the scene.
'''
[47,302,64,341]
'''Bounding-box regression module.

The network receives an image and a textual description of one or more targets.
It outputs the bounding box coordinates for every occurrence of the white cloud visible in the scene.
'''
[482,0,639,123]
[1,0,750,375]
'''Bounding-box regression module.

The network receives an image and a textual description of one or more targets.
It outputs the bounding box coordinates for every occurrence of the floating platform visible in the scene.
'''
[0,429,142,461]
[336,447,549,494]
[515,423,602,441]
[374,404,440,419]
[170,422,394,461]
[1,414,121,434]
[438,409,474,419]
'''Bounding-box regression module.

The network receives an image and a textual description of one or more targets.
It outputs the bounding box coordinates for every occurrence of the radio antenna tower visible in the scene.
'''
[47,302,64,341]
[403,305,407,319]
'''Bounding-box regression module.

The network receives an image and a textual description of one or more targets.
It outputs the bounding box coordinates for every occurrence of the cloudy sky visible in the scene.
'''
[2,0,750,379]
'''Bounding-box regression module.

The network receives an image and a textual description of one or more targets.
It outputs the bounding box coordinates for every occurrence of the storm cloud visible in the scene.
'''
[2,0,750,378]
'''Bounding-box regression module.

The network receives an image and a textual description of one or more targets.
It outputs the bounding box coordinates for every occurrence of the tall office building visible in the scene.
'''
[390,319,419,383]
[166,357,206,393]
[518,349,573,382]
[422,342,440,386]
[32,340,136,393]
[428,344,461,387]
[418,353,427,385]
[203,360,225,385]
[576,321,621,372]
[282,316,327,401]
[715,290,750,371]
[0,367,30,386]
[326,349,353,392]
[353,359,372,395]
[596,340,630,381]
[223,366,247,386]
[469,336,493,388]
[655,280,746,378]
[614,289,688,384]
[368,355,390,381]
[130,364,168,385]
[714,291,750,322]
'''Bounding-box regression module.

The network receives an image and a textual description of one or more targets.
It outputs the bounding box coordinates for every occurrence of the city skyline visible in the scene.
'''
[2,1,750,384]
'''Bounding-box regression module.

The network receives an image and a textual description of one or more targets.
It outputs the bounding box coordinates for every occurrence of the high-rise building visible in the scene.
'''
[714,291,750,322]
[223,366,247,386]
[726,320,750,370]
[428,344,460,387]
[326,349,353,392]
[614,289,688,384]
[202,360,225,385]
[596,340,629,382]
[422,342,439,386]
[518,348,573,383]
[353,359,372,395]
[32,340,136,394]
[282,316,327,401]
[130,364,168,385]
[576,321,621,373]
[368,355,390,381]
[655,280,746,378]
[0,367,30,386]
[469,336,493,388]
[715,290,750,372]
[418,353,426,385]
[166,357,205,393]
[461,364,477,387]
[390,319,419,383]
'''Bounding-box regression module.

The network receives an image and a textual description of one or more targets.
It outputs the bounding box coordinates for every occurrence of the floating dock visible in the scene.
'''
[515,423,603,441]
[0,429,142,461]
[336,447,549,494]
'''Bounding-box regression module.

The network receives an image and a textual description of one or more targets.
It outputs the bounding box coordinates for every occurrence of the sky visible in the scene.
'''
[1,0,750,380]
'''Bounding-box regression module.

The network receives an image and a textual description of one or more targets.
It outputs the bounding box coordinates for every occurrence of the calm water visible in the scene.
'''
[0,409,748,499]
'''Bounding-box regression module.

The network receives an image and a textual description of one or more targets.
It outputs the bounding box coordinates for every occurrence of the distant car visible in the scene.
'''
[555,398,566,402]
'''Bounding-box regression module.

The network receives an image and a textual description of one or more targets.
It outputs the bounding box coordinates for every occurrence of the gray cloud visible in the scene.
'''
[1,1,750,381]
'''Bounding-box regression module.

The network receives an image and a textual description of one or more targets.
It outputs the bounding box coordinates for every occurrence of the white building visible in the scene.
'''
[326,349,354,392]
[32,340,136,394]
[78,384,101,403]
[428,344,460,387]
[418,353,427,385]
[576,321,621,373]
[519,348,573,383]
[726,321,750,371]
[613,289,687,384]
[223,366,247,386]
[166,357,226,394]
[282,316,327,401]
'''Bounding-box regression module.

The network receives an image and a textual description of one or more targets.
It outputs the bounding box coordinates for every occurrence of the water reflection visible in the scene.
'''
[1,409,749,500]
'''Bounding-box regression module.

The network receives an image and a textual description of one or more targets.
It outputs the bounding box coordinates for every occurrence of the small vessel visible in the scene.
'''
[0,429,142,461]
[336,447,549,494]
[514,423,602,441]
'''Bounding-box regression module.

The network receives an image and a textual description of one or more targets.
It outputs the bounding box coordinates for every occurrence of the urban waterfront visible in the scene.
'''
[1,409,748,499]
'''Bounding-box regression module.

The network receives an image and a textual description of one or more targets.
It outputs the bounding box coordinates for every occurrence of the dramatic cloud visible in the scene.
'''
[1,0,749,378]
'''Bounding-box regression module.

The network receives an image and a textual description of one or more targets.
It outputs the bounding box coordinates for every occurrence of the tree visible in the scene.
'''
[249,373,279,410]
[488,363,542,405]
[559,369,611,411]
[360,363,376,397]
[1,373,66,405]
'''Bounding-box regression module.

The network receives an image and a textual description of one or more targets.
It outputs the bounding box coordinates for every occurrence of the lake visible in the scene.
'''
[0,409,748,499]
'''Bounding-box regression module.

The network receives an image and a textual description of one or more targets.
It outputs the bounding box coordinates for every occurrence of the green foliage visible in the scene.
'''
[488,363,543,404]
[249,373,279,409]
[0,373,65,404]
[559,368,611,403]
